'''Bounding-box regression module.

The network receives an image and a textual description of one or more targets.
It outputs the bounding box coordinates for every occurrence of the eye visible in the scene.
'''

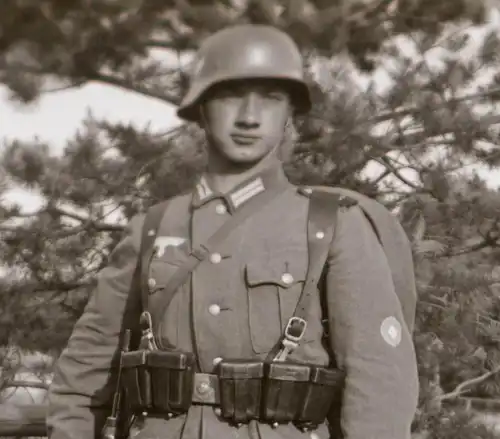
[213,89,239,101]
[263,90,286,101]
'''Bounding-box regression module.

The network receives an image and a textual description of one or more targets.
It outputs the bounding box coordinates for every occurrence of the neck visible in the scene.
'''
[206,153,281,194]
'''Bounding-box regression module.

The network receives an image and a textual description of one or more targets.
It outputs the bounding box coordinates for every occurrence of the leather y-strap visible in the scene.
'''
[140,185,290,340]
[139,201,171,316]
[269,189,342,362]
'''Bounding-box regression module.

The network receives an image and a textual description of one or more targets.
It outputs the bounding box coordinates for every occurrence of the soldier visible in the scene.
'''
[47,24,419,439]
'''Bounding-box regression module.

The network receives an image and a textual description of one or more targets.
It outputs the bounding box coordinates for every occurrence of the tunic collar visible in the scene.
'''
[192,165,289,212]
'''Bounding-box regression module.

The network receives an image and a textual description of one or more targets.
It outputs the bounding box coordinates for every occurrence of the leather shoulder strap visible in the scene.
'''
[297,190,346,320]
[270,189,347,362]
[139,201,171,314]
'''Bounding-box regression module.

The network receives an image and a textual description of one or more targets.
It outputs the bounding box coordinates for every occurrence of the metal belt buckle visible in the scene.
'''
[192,373,220,405]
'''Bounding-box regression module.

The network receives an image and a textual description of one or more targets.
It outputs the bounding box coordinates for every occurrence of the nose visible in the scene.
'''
[235,93,261,129]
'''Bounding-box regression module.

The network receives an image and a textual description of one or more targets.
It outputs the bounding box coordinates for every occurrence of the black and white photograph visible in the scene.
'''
[1,1,500,438]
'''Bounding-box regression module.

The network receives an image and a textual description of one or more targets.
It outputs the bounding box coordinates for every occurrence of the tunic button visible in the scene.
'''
[316,231,325,239]
[213,357,223,366]
[209,304,221,316]
[215,204,227,215]
[148,278,156,289]
[281,273,294,285]
[214,407,222,416]
[210,253,222,264]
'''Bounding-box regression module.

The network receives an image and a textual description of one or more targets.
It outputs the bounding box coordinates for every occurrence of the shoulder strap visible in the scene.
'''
[143,184,290,347]
[319,187,417,333]
[139,201,171,315]
[271,189,344,362]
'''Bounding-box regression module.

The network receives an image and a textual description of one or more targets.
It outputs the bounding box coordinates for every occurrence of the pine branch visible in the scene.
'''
[303,113,500,158]
[145,37,198,51]
[91,71,181,106]
[453,396,500,411]
[370,87,500,126]
[439,365,500,401]
[0,206,124,233]
[330,155,372,183]
[310,87,500,134]
[373,156,425,191]
[41,81,86,94]
[371,169,392,185]
[442,239,499,257]
[0,59,182,106]
[2,381,49,390]
[441,228,500,257]
[28,279,93,295]
[51,206,124,232]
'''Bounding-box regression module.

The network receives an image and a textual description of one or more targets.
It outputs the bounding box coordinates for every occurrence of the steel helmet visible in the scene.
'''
[177,24,312,122]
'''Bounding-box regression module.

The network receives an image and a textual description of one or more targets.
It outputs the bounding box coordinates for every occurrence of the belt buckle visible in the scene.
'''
[192,373,219,405]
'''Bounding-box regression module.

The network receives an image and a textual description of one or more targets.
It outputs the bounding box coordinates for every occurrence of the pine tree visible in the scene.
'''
[2,1,500,437]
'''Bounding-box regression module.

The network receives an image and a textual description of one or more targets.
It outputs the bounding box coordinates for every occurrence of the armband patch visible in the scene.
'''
[380,316,402,347]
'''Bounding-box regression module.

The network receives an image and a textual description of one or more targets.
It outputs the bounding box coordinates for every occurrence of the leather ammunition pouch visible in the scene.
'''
[262,362,343,429]
[217,359,344,428]
[121,350,195,416]
[218,360,264,424]
[120,350,344,429]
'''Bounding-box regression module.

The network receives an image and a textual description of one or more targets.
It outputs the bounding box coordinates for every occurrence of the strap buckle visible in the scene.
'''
[273,317,307,362]
[139,311,158,351]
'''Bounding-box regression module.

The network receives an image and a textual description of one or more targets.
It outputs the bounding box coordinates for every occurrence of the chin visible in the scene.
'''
[211,139,273,168]
[227,154,264,168]
[222,147,268,166]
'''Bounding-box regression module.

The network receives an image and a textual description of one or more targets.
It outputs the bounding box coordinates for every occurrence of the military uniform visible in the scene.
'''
[47,24,419,439]
[47,165,418,439]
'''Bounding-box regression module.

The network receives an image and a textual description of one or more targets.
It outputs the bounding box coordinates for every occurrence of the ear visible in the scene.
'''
[285,117,298,142]
[278,116,298,162]
[197,103,207,128]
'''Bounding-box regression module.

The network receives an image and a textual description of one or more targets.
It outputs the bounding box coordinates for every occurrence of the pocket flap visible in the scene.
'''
[245,260,306,289]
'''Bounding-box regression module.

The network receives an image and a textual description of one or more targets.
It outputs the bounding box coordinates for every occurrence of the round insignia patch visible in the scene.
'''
[380,316,402,347]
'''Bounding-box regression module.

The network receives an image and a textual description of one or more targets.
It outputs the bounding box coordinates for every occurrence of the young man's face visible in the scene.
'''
[201,79,293,168]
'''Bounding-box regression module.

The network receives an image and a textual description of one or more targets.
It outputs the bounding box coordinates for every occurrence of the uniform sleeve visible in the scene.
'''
[47,214,144,439]
[325,206,419,439]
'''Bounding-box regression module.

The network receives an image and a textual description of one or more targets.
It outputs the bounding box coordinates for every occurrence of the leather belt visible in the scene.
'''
[192,373,220,405]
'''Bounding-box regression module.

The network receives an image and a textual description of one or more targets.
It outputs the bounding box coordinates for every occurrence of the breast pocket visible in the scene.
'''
[147,245,187,295]
[245,257,307,355]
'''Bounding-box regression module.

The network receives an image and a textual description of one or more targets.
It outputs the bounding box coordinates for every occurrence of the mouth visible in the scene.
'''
[230,134,261,145]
